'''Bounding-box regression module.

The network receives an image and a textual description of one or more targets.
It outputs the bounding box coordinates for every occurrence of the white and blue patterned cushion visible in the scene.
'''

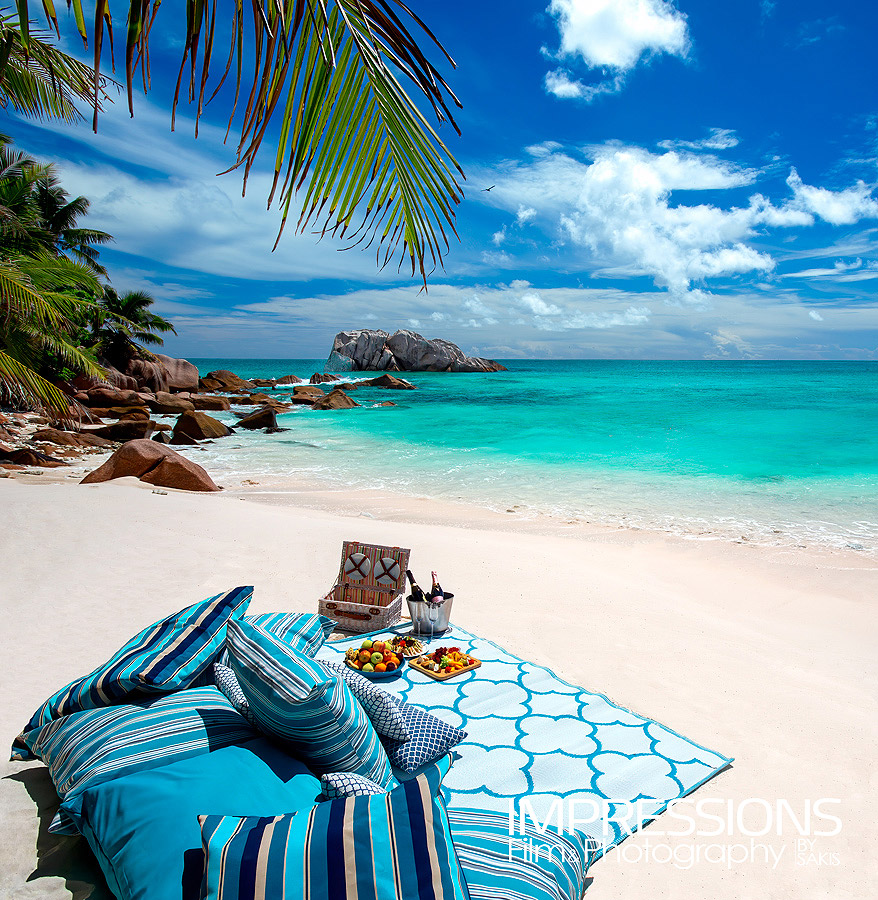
[12,586,254,761]
[320,771,387,799]
[319,659,409,741]
[381,696,468,773]
[199,755,468,900]
[447,807,597,900]
[213,662,258,726]
[20,687,258,820]
[227,619,393,787]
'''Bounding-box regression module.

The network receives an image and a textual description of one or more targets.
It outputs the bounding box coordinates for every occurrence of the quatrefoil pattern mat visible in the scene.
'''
[317,625,732,855]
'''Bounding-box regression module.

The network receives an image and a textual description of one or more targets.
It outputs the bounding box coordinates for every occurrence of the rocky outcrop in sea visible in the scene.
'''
[330,329,506,373]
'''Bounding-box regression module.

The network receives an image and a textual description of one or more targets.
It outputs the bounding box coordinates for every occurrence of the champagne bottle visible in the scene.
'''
[429,571,444,603]
[406,570,426,603]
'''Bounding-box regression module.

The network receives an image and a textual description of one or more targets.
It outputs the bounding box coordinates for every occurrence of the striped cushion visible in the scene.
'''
[227,619,393,787]
[320,771,387,799]
[446,808,596,900]
[217,612,336,666]
[215,658,409,742]
[199,755,469,900]
[11,585,253,761]
[20,687,258,819]
[381,696,468,773]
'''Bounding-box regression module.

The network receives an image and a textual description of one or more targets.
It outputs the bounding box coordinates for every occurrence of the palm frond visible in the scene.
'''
[0,347,78,417]
[16,0,464,285]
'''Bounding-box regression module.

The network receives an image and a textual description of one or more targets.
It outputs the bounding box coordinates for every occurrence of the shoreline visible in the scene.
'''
[1,476,875,899]
[7,439,878,569]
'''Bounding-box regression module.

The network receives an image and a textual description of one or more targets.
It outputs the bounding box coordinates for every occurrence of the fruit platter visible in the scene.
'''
[344,638,404,679]
[388,634,425,659]
[409,646,481,681]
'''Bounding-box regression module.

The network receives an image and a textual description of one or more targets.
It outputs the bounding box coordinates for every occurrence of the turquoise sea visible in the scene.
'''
[187,359,878,554]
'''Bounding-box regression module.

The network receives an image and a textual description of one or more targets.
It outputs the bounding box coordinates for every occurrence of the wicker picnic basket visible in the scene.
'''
[318,540,411,633]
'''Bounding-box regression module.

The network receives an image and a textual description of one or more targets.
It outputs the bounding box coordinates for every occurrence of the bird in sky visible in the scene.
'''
[481,185,495,192]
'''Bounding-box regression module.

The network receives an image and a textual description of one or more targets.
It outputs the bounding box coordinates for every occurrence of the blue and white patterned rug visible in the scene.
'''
[317,624,732,856]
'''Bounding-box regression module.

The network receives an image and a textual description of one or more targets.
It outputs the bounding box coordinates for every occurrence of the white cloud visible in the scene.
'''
[659,128,740,151]
[544,70,625,102]
[477,142,878,300]
[705,328,759,359]
[809,310,824,321]
[516,205,538,225]
[547,0,690,71]
[491,226,507,246]
[519,291,563,315]
[786,169,878,225]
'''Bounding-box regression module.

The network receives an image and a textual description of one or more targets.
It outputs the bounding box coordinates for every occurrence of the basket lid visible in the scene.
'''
[337,540,411,596]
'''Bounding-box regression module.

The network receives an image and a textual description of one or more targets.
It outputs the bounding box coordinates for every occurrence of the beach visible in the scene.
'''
[1,474,875,899]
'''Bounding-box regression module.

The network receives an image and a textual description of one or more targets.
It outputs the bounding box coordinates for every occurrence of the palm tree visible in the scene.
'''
[0,136,105,417]
[0,10,104,123]
[91,286,176,370]
[0,251,104,417]
[7,3,464,285]
[34,171,113,276]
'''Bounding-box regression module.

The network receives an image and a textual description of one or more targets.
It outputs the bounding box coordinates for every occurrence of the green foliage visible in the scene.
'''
[8,1,464,285]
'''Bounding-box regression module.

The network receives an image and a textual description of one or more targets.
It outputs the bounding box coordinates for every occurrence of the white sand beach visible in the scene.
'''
[1,475,875,899]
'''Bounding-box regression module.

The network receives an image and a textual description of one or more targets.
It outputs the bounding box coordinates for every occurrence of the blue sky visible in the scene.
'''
[11,0,878,359]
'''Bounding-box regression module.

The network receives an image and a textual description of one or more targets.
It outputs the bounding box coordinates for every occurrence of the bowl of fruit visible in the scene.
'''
[344,638,404,679]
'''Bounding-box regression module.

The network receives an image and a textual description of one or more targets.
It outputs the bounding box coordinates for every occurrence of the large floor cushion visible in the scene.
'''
[12,585,254,761]
[447,808,595,900]
[20,686,258,821]
[62,738,323,900]
[227,618,393,786]
[199,755,469,900]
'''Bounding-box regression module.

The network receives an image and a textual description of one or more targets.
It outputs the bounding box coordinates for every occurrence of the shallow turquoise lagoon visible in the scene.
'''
[187,359,878,554]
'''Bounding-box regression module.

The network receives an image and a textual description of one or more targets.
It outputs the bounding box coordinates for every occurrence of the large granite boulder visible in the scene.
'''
[92,419,156,441]
[276,374,302,385]
[81,440,220,491]
[198,370,255,393]
[85,386,143,407]
[32,428,113,448]
[172,411,232,442]
[330,329,506,372]
[124,355,199,393]
[0,447,68,467]
[236,406,278,430]
[311,388,359,410]
[362,374,416,390]
[148,392,195,415]
[291,385,325,405]
[310,373,340,384]
[103,366,140,391]
[191,394,231,411]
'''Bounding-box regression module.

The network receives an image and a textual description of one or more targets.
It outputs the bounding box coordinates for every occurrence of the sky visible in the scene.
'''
[9,0,878,359]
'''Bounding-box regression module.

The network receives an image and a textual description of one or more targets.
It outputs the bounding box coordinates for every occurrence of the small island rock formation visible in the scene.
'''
[330,329,506,373]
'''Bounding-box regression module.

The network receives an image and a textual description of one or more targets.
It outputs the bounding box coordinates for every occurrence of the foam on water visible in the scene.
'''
[188,359,878,555]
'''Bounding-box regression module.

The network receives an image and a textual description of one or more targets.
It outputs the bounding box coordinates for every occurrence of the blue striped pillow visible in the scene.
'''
[227,619,393,787]
[20,687,258,820]
[199,755,469,900]
[446,808,596,900]
[216,612,336,666]
[11,586,253,761]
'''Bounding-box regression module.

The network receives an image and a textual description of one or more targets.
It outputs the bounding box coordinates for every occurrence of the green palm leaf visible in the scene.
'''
[16,0,464,285]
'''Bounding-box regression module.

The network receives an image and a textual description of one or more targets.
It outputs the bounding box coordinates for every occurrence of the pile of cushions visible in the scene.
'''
[12,586,593,900]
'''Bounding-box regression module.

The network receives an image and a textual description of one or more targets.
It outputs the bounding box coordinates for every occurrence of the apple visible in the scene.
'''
[360,639,373,650]
[370,652,383,665]
[358,649,372,663]
[362,663,375,672]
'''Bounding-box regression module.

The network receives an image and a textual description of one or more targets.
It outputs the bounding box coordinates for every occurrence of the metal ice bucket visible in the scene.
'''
[406,594,454,636]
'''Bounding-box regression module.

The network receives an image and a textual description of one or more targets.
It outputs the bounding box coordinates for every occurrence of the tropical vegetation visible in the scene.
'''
[0,136,169,418]
[7,2,464,284]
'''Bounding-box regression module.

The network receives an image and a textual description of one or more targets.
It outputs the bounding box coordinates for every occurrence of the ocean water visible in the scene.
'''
[186,359,878,554]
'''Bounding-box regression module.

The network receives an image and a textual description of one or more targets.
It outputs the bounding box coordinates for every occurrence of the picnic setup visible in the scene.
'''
[11,541,732,900]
